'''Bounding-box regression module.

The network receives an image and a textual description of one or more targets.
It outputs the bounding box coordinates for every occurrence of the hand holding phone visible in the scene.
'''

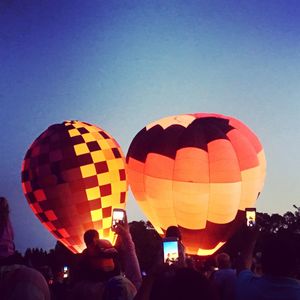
[63,266,69,278]
[162,237,179,265]
[245,208,256,227]
[112,208,126,230]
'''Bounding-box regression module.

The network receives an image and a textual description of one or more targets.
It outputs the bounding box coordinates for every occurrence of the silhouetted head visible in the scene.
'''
[215,252,231,269]
[166,226,182,241]
[83,229,99,247]
[82,232,120,281]
[261,233,298,277]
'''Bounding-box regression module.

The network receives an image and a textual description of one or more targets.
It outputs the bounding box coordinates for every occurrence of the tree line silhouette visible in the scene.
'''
[15,207,300,280]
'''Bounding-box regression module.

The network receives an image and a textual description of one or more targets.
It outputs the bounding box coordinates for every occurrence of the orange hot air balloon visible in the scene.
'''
[21,120,127,253]
[126,113,266,255]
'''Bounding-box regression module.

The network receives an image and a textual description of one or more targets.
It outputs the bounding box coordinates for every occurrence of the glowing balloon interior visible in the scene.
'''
[126,113,266,255]
[21,121,127,253]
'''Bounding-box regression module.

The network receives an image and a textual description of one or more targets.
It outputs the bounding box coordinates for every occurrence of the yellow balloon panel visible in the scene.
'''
[144,176,176,228]
[239,167,262,210]
[207,182,241,223]
[172,181,209,229]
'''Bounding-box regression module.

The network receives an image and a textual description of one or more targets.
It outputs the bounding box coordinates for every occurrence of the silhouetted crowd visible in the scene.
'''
[1,196,300,300]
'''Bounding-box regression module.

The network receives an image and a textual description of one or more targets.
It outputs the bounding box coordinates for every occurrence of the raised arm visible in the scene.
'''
[114,222,142,290]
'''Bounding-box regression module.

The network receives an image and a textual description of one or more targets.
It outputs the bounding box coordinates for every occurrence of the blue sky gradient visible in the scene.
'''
[1,0,300,252]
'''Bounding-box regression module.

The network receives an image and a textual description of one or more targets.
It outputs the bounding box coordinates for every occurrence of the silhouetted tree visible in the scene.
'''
[129,220,161,273]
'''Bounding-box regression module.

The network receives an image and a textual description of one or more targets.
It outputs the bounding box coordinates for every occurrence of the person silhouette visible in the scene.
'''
[0,197,50,299]
[0,197,15,261]
[165,226,186,267]
[237,228,300,300]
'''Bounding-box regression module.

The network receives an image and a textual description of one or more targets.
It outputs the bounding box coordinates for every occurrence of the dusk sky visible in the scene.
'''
[1,0,299,253]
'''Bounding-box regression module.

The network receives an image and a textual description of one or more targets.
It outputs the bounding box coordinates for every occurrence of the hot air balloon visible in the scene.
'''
[126,113,266,255]
[21,120,127,253]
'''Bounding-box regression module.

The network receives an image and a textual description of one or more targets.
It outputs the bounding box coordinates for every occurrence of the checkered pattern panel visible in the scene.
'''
[21,120,127,254]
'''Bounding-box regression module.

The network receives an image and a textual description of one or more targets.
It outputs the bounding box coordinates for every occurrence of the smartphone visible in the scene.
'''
[63,266,69,278]
[245,208,256,227]
[163,237,179,265]
[112,208,126,229]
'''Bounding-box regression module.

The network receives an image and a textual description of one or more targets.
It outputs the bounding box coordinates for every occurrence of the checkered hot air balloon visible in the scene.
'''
[126,113,266,255]
[21,120,127,253]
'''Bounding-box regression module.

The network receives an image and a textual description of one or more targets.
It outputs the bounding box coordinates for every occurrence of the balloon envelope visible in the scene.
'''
[126,113,266,255]
[21,120,127,253]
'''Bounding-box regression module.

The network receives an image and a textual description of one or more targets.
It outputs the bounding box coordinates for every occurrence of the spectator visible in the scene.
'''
[252,252,263,276]
[113,216,143,290]
[0,197,50,299]
[203,256,217,280]
[134,265,219,300]
[72,230,123,299]
[0,197,15,262]
[83,229,100,257]
[0,264,51,300]
[50,268,68,300]
[236,228,300,300]
[211,252,236,300]
[72,218,140,300]
[185,256,197,271]
[164,226,186,267]
[75,229,119,283]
